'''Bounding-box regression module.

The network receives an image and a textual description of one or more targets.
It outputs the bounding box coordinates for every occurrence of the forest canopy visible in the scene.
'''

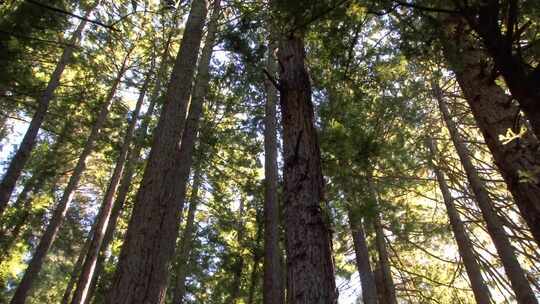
[0,0,539,303]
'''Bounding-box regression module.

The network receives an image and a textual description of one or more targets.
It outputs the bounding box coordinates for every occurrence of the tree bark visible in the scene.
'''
[9,50,130,304]
[262,26,284,304]
[171,169,202,304]
[436,91,538,304]
[368,180,397,304]
[440,21,540,247]
[278,35,337,304]
[426,137,492,304]
[69,69,152,304]
[227,199,246,304]
[347,208,378,304]
[103,0,208,302]
[0,5,95,216]
[460,3,540,140]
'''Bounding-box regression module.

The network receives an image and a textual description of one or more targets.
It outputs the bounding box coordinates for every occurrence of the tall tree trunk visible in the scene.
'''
[460,5,540,140]
[228,199,246,304]
[347,208,378,304]
[103,0,208,302]
[262,21,285,304]
[69,70,152,304]
[368,179,397,304]
[0,5,95,216]
[9,51,130,304]
[247,221,263,304]
[440,21,540,247]
[0,119,72,261]
[171,169,202,304]
[278,35,337,304]
[82,33,173,303]
[436,91,538,304]
[426,137,492,304]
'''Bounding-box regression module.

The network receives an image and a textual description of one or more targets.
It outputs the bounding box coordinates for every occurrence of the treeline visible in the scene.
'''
[0,0,539,304]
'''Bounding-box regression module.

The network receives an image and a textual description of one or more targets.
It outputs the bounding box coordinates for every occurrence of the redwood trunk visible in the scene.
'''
[69,70,151,304]
[371,202,397,304]
[437,93,537,304]
[440,24,540,247]
[171,170,202,304]
[0,6,95,215]
[262,31,284,304]
[104,0,208,302]
[278,35,337,304]
[347,209,377,304]
[9,53,129,304]
[427,138,492,304]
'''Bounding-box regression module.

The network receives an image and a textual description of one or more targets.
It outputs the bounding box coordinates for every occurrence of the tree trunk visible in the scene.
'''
[426,137,492,304]
[228,199,246,304]
[103,0,208,302]
[82,33,173,303]
[69,69,152,304]
[9,51,130,304]
[436,91,538,304]
[368,180,397,304]
[440,22,540,247]
[171,169,202,304]
[278,35,337,304]
[462,5,540,140]
[262,25,284,304]
[0,5,95,216]
[347,208,377,304]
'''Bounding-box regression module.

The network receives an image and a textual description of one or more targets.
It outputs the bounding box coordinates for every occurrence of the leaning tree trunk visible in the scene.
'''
[262,25,285,304]
[368,179,397,304]
[69,69,152,304]
[9,50,130,304]
[104,0,208,302]
[440,21,540,247]
[347,206,378,304]
[278,34,337,304]
[0,5,96,216]
[84,29,175,304]
[436,90,538,304]
[427,137,492,304]
[171,169,202,304]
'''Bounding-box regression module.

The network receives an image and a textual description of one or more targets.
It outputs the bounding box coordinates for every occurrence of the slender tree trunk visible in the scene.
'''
[278,35,337,304]
[436,91,538,304]
[247,221,263,304]
[262,25,284,304]
[83,34,173,303]
[171,169,202,304]
[368,180,397,304]
[104,0,208,302]
[228,199,246,304]
[347,208,377,304]
[9,52,130,304]
[426,137,492,304]
[440,22,540,247]
[69,70,152,304]
[0,6,95,215]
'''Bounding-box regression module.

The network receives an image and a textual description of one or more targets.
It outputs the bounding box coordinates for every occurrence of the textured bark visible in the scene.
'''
[436,93,537,304]
[370,192,397,304]
[227,199,246,304]
[0,6,95,216]
[69,71,151,304]
[171,170,202,304]
[440,22,540,247]
[462,3,540,140]
[278,35,337,304]
[83,35,173,303]
[262,28,284,304]
[347,209,377,304]
[427,138,492,304]
[9,52,129,304]
[104,0,208,302]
